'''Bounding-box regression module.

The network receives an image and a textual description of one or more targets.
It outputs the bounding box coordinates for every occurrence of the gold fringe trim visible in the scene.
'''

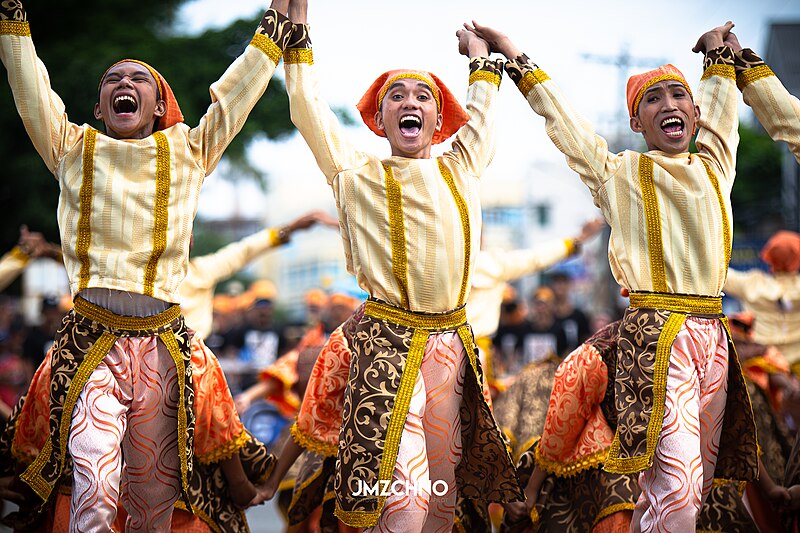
[250,33,283,65]
[76,128,96,291]
[638,155,667,292]
[518,69,550,96]
[631,74,693,116]
[605,312,685,473]
[629,292,722,315]
[284,48,313,65]
[737,65,774,90]
[438,159,471,306]
[469,70,501,87]
[364,299,466,330]
[534,444,609,477]
[701,64,736,81]
[0,20,30,36]
[142,131,171,297]
[383,163,410,309]
[592,502,636,529]
[290,422,338,457]
[74,296,181,330]
[702,159,731,269]
[18,438,53,502]
[197,429,249,464]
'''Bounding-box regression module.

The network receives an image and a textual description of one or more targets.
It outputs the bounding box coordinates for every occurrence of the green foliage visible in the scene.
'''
[0,1,294,250]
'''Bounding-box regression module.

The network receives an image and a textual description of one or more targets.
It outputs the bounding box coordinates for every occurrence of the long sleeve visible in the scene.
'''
[0,7,83,174]
[440,58,503,177]
[535,343,614,476]
[188,8,293,174]
[504,54,623,195]
[0,247,29,292]
[694,46,739,182]
[736,48,800,164]
[188,228,282,290]
[497,240,573,282]
[723,267,749,299]
[282,27,371,184]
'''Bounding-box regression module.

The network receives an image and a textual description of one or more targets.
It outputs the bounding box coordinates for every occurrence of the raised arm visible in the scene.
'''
[189,0,294,173]
[468,22,621,195]
[441,30,502,176]
[0,3,82,174]
[282,0,371,184]
[691,23,739,181]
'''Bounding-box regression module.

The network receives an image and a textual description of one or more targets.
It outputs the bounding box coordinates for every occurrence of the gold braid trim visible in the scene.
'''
[701,64,736,81]
[290,421,338,457]
[0,20,30,36]
[8,246,29,263]
[534,444,609,477]
[383,164,410,309]
[174,499,225,533]
[638,155,667,292]
[363,300,466,330]
[143,131,171,296]
[288,459,326,510]
[159,329,193,514]
[197,429,249,464]
[284,48,313,65]
[469,70,501,87]
[592,502,636,529]
[18,438,53,501]
[378,73,441,111]
[76,129,97,291]
[438,160,471,306]
[74,296,181,330]
[518,69,550,97]
[250,33,283,65]
[721,316,759,465]
[737,65,775,91]
[629,292,722,315]
[702,159,731,269]
[605,312,685,473]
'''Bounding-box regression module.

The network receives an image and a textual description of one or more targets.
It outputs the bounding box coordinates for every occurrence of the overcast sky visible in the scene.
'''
[179,0,800,229]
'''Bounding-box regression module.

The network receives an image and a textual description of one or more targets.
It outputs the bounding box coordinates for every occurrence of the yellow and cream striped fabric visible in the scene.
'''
[512,58,738,297]
[0,24,284,303]
[725,268,800,364]
[0,246,29,292]
[180,228,281,338]
[467,241,571,339]
[740,69,800,164]
[284,52,500,313]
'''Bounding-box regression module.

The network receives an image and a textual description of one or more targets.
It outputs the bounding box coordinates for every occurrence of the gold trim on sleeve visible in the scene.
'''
[76,129,97,291]
[250,33,283,65]
[702,159,731,269]
[469,70,501,87]
[0,20,30,36]
[534,444,610,477]
[196,429,250,464]
[518,69,550,97]
[383,164,410,309]
[736,65,775,90]
[438,160,471,306]
[143,131,171,297]
[290,422,339,457]
[701,64,736,81]
[283,48,314,65]
[638,155,668,293]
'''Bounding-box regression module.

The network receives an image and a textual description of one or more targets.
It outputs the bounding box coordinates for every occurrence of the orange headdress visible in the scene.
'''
[626,64,693,118]
[761,230,800,273]
[356,69,469,145]
[99,59,184,131]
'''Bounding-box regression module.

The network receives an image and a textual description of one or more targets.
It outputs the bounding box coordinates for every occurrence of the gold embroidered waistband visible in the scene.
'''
[364,299,467,330]
[629,292,722,315]
[74,296,181,331]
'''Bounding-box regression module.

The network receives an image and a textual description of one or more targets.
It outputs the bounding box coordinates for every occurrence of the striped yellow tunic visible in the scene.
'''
[284,49,501,313]
[0,15,288,303]
[507,51,738,297]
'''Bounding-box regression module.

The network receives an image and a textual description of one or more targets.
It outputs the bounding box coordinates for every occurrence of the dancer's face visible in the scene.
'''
[375,78,443,159]
[95,62,165,140]
[630,80,700,154]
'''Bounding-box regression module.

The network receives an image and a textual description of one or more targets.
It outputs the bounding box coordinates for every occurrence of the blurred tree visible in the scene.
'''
[0,0,294,252]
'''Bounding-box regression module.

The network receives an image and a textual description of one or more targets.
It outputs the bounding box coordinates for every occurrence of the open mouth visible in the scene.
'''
[113,94,138,115]
[660,116,685,138]
[399,114,421,137]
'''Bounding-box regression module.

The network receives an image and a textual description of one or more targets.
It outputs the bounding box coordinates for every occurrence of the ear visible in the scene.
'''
[94,102,103,121]
[374,110,385,131]
[435,112,443,132]
[154,99,167,118]
[691,104,701,135]
[629,115,643,133]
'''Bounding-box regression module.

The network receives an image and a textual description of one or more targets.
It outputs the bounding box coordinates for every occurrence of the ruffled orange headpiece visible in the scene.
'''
[626,64,692,118]
[761,230,800,273]
[356,69,469,145]
[99,59,184,131]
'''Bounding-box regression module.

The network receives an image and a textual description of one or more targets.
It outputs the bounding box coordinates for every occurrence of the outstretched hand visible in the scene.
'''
[692,21,734,54]
[724,31,742,53]
[579,217,606,243]
[456,28,490,59]
[286,210,339,234]
[464,21,521,59]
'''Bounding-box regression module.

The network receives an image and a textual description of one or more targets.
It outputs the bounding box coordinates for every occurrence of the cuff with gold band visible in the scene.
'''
[468,57,503,87]
[269,227,291,247]
[733,48,774,91]
[284,23,313,64]
[701,46,736,81]
[0,2,29,37]
[250,9,293,64]
[504,54,549,96]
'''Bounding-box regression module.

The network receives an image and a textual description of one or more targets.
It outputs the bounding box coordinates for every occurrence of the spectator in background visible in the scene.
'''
[525,286,568,363]
[21,294,62,369]
[548,270,592,353]
[493,286,531,381]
